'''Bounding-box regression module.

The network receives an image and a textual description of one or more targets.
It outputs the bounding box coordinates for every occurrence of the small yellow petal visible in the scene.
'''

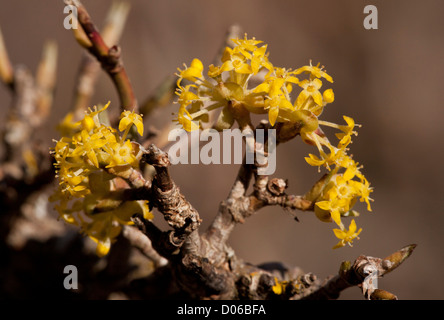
[315,201,331,211]
[305,154,325,166]
[323,89,334,103]
[330,209,342,226]
[87,150,99,168]
[96,239,111,257]
[313,91,323,106]
[82,116,95,132]
[190,58,203,71]
[333,228,347,239]
[268,106,279,126]
[253,82,270,93]
[295,90,309,108]
[119,116,132,132]
[134,120,144,136]
[348,219,357,234]
[332,240,346,249]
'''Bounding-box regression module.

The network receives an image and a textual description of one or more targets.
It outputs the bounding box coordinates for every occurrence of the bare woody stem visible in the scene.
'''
[68,0,137,113]
[0,37,57,170]
[302,244,417,300]
[0,25,14,88]
[141,144,202,251]
[71,2,130,119]
[122,224,169,267]
[203,121,313,253]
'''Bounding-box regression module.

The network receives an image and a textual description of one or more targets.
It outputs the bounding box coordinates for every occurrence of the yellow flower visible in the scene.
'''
[57,166,90,197]
[296,78,324,108]
[51,102,151,257]
[304,147,337,170]
[333,219,362,249]
[78,101,111,132]
[106,140,138,168]
[113,200,153,223]
[230,35,273,74]
[273,67,300,89]
[173,37,338,134]
[174,35,278,131]
[305,153,327,167]
[71,129,108,168]
[257,69,302,126]
[119,110,144,137]
[333,116,360,147]
[351,176,374,211]
[264,77,294,126]
[312,167,371,249]
[177,84,200,105]
[232,35,263,51]
[342,159,360,181]
[83,199,153,257]
[316,200,343,227]
[250,44,271,74]
[84,213,120,257]
[219,49,253,74]
[304,139,341,170]
[176,106,200,132]
[57,112,81,137]
[176,58,204,86]
[294,62,333,83]
[169,37,373,251]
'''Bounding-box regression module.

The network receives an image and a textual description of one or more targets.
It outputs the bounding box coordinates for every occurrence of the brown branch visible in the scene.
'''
[235,266,318,300]
[67,0,137,113]
[142,144,173,192]
[0,30,58,250]
[203,174,313,256]
[250,178,313,212]
[35,40,58,126]
[202,157,253,254]
[131,214,184,260]
[141,144,202,251]
[3,66,35,163]
[122,224,168,267]
[106,164,152,190]
[203,121,312,251]
[301,244,417,300]
[1,40,57,174]
[0,25,14,88]
[71,55,100,119]
[71,1,130,119]
[140,74,177,119]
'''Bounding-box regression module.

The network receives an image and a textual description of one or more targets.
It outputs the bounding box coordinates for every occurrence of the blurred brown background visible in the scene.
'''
[0,0,443,299]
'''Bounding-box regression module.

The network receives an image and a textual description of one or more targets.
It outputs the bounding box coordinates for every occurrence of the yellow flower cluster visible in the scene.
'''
[175,35,373,248]
[175,35,335,131]
[51,102,152,257]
